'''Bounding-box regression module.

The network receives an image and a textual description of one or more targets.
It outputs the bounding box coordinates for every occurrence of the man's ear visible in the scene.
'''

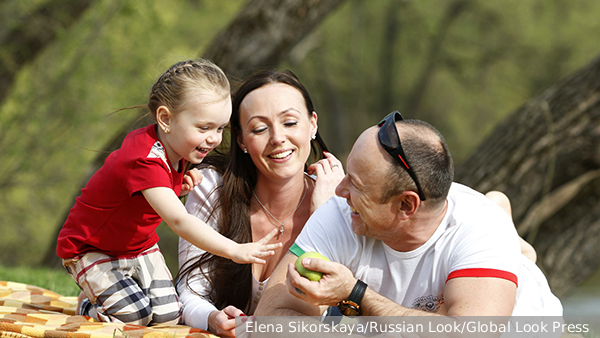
[394,191,420,220]
[156,106,172,133]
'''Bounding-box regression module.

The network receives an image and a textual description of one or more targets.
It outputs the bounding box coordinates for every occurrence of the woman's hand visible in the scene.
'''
[230,229,283,264]
[180,168,203,196]
[208,306,245,337]
[307,151,345,213]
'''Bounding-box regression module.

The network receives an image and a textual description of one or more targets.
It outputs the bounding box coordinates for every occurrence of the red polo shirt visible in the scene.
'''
[57,125,184,258]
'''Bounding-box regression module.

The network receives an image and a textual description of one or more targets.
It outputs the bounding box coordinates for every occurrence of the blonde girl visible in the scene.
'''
[57,59,281,326]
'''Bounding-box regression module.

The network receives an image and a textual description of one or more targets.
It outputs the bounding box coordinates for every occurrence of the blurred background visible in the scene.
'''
[1,0,599,318]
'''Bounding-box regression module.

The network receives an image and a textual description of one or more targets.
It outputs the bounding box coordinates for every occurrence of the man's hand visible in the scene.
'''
[286,256,356,307]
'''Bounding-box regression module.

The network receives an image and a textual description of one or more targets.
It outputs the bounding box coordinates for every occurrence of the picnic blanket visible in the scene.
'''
[0,281,218,338]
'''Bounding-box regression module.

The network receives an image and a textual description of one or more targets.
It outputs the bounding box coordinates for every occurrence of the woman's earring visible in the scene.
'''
[164,127,170,134]
[243,148,248,153]
[311,134,316,140]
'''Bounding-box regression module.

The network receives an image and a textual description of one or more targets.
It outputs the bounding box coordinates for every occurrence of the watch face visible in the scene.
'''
[338,302,360,316]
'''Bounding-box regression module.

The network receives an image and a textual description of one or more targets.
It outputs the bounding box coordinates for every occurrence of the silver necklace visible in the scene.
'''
[253,181,307,236]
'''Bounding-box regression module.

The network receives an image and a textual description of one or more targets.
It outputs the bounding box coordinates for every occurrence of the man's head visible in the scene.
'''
[380,118,454,204]
[335,117,453,241]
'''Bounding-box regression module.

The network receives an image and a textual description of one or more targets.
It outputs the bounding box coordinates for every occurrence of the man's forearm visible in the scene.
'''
[361,288,442,316]
[256,307,307,316]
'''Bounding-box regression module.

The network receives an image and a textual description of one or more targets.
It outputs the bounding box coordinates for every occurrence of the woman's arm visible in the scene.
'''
[177,178,220,329]
[307,151,345,213]
[177,173,244,335]
[176,250,218,329]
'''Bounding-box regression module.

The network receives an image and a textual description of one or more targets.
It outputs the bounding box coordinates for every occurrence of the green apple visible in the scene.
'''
[294,251,330,281]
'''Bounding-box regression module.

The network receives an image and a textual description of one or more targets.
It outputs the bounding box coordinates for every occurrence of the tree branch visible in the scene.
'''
[455,54,600,296]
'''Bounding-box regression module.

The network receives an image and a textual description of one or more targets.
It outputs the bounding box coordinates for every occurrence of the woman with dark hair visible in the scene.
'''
[177,70,344,336]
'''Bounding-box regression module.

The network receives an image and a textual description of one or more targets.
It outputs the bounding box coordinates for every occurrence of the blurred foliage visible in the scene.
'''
[0,0,245,267]
[1,0,600,274]
[284,0,600,161]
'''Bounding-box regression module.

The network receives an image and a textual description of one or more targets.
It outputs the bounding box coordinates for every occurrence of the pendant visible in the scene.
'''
[279,226,284,236]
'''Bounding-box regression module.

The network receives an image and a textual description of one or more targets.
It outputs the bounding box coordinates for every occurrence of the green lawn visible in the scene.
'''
[0,265,80,296]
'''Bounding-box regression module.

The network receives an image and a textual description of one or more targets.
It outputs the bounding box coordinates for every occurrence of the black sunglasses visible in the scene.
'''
[377,111,427,201]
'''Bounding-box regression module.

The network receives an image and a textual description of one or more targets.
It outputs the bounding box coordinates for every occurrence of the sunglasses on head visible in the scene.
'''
[377,111,427,201]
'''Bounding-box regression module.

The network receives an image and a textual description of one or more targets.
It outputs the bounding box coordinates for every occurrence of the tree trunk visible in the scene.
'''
[379,0,404,113]
[0,0,95,104]
[42,0,347,268]
[203,0,346,82]
[317,46,348,156]
[404,0,471,118]
[455,54,600,297]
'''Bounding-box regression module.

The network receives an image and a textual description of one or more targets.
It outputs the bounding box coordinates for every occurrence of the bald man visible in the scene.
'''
[256,112,561,318]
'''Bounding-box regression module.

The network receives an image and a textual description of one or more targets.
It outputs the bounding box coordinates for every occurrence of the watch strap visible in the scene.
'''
[348,279,367,305]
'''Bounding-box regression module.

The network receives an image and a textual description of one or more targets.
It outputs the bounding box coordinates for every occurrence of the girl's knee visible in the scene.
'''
[110,305,153,326]
[150,311,182,325]
[94,290,153,325]
[114,305,181,326]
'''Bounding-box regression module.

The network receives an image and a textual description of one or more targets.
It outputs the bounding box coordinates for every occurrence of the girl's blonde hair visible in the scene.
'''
[147,59,230,120]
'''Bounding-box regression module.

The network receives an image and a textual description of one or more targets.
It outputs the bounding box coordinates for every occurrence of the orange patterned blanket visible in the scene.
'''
[0,281,217,338]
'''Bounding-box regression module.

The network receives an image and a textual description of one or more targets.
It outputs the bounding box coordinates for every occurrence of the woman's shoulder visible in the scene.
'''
[190,167,222,199]
[198,166,223,185]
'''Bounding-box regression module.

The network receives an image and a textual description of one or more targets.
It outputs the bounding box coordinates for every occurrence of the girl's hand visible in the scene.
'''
[231,229,283,264]
[208,306,245,337]
[307,151,345,213]
[180,168,203,196]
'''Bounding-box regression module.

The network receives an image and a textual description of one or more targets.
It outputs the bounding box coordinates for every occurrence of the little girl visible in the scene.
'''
[56,59,281,326]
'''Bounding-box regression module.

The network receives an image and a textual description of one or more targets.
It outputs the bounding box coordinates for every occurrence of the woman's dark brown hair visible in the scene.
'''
[177,70,328,312]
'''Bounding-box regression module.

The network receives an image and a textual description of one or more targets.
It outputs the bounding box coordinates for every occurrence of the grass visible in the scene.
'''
[0,265,81,296]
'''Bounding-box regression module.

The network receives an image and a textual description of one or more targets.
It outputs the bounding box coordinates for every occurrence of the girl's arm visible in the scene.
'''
[143,187,281,264]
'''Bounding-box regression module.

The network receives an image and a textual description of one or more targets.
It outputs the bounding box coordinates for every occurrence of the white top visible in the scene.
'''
[178,168,269,329]
[178,169,318,328]
[295,183,563,316]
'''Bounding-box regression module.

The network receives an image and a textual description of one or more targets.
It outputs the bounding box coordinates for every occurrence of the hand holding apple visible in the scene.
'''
[294,252,329,281]
[286,253,358,308]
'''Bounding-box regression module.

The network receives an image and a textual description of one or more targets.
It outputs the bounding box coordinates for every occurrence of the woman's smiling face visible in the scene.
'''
[237,83,317,181]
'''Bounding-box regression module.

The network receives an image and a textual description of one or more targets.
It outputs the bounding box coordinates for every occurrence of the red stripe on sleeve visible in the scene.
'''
[446,268,518,286]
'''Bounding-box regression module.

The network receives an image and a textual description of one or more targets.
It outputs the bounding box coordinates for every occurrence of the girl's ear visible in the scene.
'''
[156,106,172,133]
[310,111,318,137]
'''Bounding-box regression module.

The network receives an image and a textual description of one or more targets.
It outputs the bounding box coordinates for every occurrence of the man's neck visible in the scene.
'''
[384,199,449,252]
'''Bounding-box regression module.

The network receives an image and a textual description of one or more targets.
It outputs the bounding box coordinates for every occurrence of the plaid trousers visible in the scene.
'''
[63,244,182,325]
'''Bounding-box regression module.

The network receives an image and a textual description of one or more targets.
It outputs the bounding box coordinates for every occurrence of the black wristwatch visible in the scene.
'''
[337,279,367,316]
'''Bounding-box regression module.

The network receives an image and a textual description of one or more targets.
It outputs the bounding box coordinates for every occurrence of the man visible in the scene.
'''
[255,112,562,318]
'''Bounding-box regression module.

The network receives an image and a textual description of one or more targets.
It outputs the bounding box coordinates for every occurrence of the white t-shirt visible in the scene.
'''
[294,183,563,316]
[177,168,270,329]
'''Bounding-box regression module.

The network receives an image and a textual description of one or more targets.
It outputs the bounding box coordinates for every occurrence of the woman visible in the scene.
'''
[177,70,344,336]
